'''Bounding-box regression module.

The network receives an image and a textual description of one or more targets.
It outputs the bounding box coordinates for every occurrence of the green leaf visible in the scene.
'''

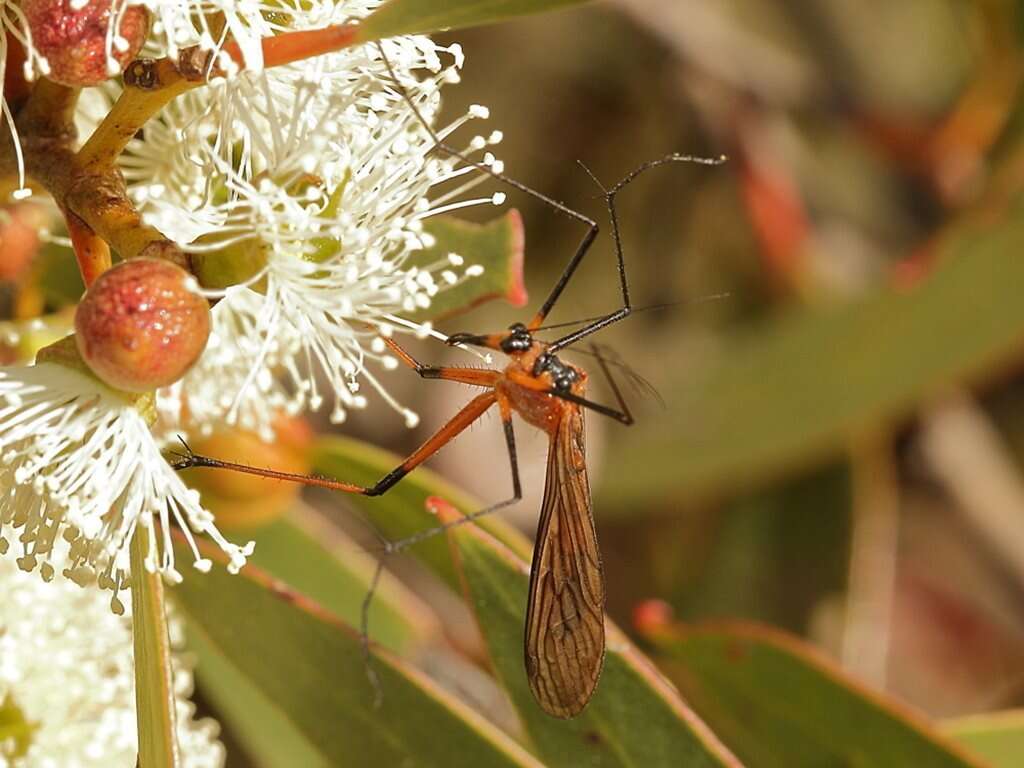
[310,434,531,589]
[407,211,528,322]
[130,530,178,768]
[189,626,330,768]
[172,538,542,768]
[243,503,436,655]
[944,710,1024,767]
[356,0,593,41]
[602,226,1024,506]
[434,500,742,767]
[649,622,983,767]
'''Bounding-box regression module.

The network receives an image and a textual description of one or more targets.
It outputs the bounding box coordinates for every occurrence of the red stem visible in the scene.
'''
[222,24,360,71]
[65,211,112,287]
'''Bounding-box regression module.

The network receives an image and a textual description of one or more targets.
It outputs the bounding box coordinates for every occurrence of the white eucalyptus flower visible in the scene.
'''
[0,550,225,767]
[140,0,369,73]
[0,0,48,200]
[156,287,306,442]
[129,33,504,437]
[0,360,252,603]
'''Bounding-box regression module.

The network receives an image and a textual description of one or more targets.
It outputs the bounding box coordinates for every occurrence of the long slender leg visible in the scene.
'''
[359,396,523,705]
[387,393,522,554]
[375,44,598,327]
[381,336,499,388]
[547,345,635,425]
[545,154,726,353]
[170,392,496,496]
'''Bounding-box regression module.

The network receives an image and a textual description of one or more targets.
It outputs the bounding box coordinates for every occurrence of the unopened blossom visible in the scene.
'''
[0,551,225,767]
[0,1,148,199]
[22,0,149,86]
[127,29,504,438]
[0,358,252,602]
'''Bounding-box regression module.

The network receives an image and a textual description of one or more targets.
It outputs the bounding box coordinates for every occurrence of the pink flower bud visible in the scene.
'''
[23,0,149,87]
[75,258,210,392]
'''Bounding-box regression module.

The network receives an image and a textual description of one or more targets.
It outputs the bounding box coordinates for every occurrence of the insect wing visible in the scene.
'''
[524,406,606,718]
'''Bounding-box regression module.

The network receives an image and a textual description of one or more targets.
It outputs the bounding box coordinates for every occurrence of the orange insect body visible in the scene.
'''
[498,343,588,436]
[474,337,606,718]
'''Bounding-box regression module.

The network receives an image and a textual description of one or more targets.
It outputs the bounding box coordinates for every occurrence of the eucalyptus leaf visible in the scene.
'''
[944,710,1024,768]
[410,210,528,322]
[649,622,983,767]
[311,434,531,589]
[130,531,178,768]
[603,224,1024,506]
[357,0,593,41]
[242,503,437,655]
[172,539,542,768]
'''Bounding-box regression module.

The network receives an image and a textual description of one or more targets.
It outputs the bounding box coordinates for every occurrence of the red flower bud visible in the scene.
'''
[23,0,149,87]
[75,258,210,392]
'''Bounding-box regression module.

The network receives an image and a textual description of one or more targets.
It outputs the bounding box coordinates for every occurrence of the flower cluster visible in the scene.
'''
[1,1,502,589]
[0,1,508,764]
[0,551,225,767]
[138,39,502,435]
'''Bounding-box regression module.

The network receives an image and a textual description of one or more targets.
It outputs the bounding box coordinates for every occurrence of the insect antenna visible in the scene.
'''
[530,293,730,333]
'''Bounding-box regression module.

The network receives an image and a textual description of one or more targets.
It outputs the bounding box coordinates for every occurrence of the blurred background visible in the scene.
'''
[5,0,1024,756]
[345,0,1024,721]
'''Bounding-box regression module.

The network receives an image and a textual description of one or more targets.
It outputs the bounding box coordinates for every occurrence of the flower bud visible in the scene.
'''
[0,203,47,282]
[23,0,150,87]
[179,417,313,530]
[190,236,269,291]
[632,598,674,635]
[75,258,210,392]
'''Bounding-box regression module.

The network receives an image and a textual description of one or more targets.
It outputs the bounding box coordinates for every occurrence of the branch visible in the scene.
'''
[16,78,80,139]
[78,23,360,169]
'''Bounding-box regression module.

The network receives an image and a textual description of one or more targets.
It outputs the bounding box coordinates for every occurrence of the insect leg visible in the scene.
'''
[386,395,522,554]
[359,398,522,703]
[169,391,496,496]
[546,345,635,425]
[545,153,725,353]
[380,336,500,388]
[375,43,598,328]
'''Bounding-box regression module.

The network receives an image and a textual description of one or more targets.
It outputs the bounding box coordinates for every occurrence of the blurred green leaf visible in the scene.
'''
[190,627,330,768]
[36,241,83,308]
[436,500,742,767]
[242,502,436,655]
[356,0,592,41]
[944,710,1024,767]
[172,539,542,768]
[311,434,531,588]
[681,463,851,630]
[603,229,1024,506]
[409,210,528,322]
[649,622,983,767]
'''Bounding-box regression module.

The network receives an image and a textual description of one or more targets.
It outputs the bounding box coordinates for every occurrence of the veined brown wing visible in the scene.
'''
[524,405,605,718]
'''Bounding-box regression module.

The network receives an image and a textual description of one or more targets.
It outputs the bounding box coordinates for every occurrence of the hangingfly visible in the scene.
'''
[383,318,618,718]
[172,45,725,717]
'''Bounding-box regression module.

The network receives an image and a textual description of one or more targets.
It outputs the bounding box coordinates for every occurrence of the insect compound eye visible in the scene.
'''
[554,370,577,392]
[500,324,532,354]
[533,352,578,392]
